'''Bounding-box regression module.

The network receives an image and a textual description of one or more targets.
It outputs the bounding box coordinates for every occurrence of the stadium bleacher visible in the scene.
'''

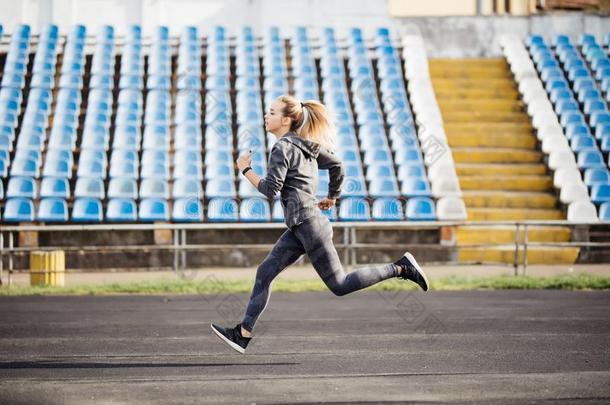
[2,24,608,223]
[523,33,610,221]
[0,23,447,223]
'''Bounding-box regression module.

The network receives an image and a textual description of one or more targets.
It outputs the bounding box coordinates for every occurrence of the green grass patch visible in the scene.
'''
[0,273,609,296]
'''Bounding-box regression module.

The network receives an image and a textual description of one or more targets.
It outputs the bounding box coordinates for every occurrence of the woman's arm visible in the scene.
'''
[236,144,289,199]
[316,146,345,200]
[236,150,261,188]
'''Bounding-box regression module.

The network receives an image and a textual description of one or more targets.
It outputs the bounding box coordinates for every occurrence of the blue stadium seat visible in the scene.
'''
[77,158,107,178]
[139,198,170,221]
[570,135,597,152]
[0,159,7,178]
[204,149,233,166]
[555,99,579,115]
[43,158,72,178]
[172,178,203,198]
[6,176,36,198]
[372,197,404,221]
[72,198,103,222]
[37,198,69,222]
[107,178,138,199]
[205,164,235,180]
[364,149,392,166]
[577,150,606,169]
[172,198,204,222]
[3,198,34,222]
[591,184,610,204]
[10,157,40,177]
[560,111,585,128]
[369,178,400,198]
[80,148,107,166]
[401,178,432,198]
[74,177,105,199]
[584,168,610,188]
[141,162,170,180]
[140,179,169,199]
[566,123,591,140]
[342,176,368,197]
[578,88,601,104]
[591,111,610,127]
[602,134,610,153]
[106,198,138,222]
[394,149,423,166]
[397,163,426,179]
[206,178,236,198]
[239,197,271,222]
[338,197,371,221]
[599,202,610,222]
[207,197,238,222]
[40,176,70,198]
[142,149,168,166]
[173,161,202,180]
[405,197,437,221]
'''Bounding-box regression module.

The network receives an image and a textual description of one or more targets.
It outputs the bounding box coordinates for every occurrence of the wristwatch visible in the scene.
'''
[241,166,253,175]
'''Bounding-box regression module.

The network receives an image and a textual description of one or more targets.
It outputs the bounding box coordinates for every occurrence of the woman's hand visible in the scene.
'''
[236,151,252,171]
[318,198,336,210]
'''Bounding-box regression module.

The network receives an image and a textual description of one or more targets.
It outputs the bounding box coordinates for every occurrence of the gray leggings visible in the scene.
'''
[241,213,399,332]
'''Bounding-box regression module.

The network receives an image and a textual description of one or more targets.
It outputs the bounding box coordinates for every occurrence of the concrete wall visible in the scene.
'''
[1,0,608,57]
[397,12,610,57]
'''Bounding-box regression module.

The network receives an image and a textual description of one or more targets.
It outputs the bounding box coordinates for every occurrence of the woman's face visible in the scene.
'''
[265,100,289,136]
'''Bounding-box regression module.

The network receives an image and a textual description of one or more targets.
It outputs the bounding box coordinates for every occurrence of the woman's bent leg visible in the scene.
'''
[295,215,398,296]
[240,229,305,332]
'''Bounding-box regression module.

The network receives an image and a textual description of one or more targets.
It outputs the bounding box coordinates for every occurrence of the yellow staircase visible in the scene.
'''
[429,58,578,265]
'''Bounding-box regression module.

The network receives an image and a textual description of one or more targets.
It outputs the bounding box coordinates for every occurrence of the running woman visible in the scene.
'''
[211,95,429,354]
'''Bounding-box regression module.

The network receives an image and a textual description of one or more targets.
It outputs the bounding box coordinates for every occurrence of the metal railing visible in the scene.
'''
[1,220,609,286]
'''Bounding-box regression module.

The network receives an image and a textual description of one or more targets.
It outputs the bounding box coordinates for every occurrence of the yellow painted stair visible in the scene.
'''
[430,58,578,265]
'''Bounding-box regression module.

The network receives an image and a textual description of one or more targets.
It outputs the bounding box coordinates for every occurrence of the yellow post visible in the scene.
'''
[30,251,65,287]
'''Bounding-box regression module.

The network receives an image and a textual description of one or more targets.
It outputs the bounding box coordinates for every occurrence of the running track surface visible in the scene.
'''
[0,290,609,404]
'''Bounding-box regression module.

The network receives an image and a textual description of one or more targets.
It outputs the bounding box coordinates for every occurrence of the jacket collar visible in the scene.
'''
[279,131,321,159]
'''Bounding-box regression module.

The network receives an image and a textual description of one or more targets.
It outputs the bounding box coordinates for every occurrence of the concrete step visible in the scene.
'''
[432,79,516,92]
[448,133,537,149]
[441,111,531,123]
[438,99,525,113]
[452,147,543,163]
[430,58,508,68]
[429,68,512,79]
[456,163,548,176]
[462,191,558,208]
[466,207,564,221]
[458,246,579,265]
[445,122,533,134]
[459,175,553,191]
[434,88,520,99]
[456,225,571,244]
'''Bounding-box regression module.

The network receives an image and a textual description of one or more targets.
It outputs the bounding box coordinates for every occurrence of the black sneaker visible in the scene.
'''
[210,323,252,354]
[394,252,429,291]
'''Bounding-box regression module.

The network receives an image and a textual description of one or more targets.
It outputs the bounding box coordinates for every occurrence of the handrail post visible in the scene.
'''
[351,227,357,266]
[181,228,187,270]
[522,223,529,275]
[8,232,14,286]
[172,229,178,274]
[0,231,4,286]
[513,223,520,276]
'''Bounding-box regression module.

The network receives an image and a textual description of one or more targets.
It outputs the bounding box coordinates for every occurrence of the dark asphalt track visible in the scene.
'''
[0,290,609,404]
